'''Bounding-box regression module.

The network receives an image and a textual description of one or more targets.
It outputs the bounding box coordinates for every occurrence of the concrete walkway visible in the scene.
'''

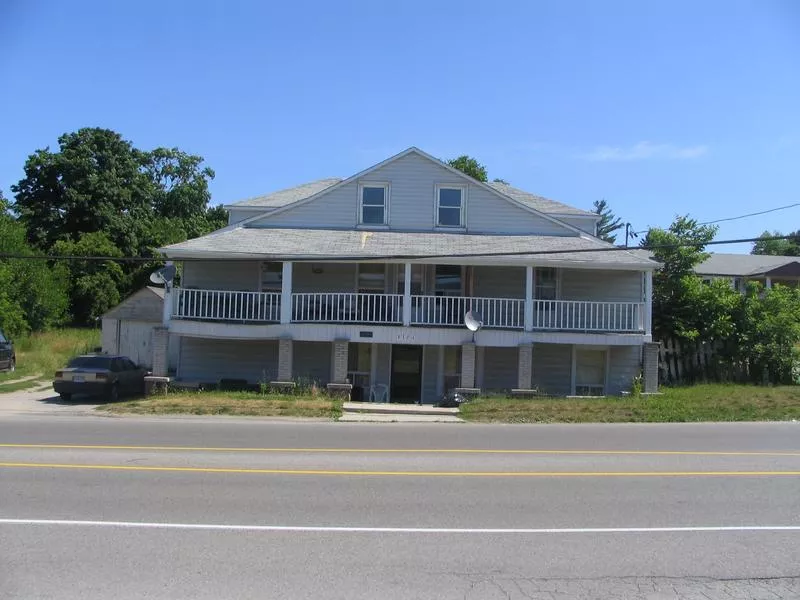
[0,386,101,416]
[340,401,463,422]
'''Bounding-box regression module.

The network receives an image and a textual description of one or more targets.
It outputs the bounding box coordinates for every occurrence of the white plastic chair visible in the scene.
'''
[369,383,390,403]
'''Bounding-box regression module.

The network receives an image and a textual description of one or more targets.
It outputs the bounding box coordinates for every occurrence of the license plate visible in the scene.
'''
[73,376,85,383]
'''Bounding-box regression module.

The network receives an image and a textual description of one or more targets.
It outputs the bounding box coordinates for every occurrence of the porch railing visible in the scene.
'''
[410,295,525,329]
[533,300,643,333]
[170,288,645,333]
[173,288,281,322]
[292,292,403,324]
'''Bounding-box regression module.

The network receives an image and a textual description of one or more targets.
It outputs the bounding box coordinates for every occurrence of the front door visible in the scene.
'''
[390,345,423,404]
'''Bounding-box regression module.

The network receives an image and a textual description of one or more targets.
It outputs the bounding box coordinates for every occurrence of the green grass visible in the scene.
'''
[99,390,343,419]
[0,328,100,384]
[0,378,48,393]
[459,384,800,423]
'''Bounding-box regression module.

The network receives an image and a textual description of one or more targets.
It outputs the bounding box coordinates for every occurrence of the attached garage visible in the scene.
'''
[101,287,178,371]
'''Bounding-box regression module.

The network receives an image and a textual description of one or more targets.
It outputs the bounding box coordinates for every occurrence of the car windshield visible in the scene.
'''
[67,356,113,370]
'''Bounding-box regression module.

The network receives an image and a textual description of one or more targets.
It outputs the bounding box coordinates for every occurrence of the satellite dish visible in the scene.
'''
[149,264,176,286]
[465,310,483,333]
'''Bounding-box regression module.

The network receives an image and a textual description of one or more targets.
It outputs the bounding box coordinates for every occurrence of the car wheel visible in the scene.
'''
[107,383,119,403]
[8,358,15,373]
[59,393,72,402]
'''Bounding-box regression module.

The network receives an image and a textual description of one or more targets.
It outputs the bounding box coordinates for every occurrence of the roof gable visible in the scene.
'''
[236,147,587,236]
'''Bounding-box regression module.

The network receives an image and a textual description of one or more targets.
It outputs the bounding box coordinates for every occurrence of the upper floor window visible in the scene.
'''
[535,267,558,300]
[436,185,465,227]
[359,183,388,225]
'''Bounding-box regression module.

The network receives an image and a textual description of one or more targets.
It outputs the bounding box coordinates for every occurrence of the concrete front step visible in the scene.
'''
[342,402,459,416]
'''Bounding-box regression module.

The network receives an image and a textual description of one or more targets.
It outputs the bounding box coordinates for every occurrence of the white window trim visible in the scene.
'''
[533,267,560,300]
[434,184,467,228]
[357,182,390,226]
[259,260,283,293]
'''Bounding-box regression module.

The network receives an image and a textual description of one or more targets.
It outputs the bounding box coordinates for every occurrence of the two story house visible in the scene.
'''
[154,147,659,402]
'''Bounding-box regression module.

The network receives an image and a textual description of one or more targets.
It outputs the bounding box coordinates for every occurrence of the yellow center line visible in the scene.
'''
[1,462,800,477]
[1,444,799,457]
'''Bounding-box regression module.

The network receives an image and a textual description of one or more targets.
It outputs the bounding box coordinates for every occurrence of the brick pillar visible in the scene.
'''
[277,338,293,382]
[332,339,349,384]
[643,342,660,393]
[151,326,169,377]
[460,343,476,388]
[517,343,533,389]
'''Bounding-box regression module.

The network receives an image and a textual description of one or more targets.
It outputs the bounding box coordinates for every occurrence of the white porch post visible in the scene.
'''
[161,261,173,326]
[524,266,534,332]
[644,270,653,336]
[402,262,412,326]
[280,261,293,324]
[766,277,772,289]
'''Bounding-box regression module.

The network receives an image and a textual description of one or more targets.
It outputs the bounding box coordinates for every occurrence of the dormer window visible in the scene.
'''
[359,183,389,225]
[436,185,465,227]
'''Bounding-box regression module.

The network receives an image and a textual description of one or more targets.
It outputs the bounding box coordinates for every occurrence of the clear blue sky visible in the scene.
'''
[2,0,798,251]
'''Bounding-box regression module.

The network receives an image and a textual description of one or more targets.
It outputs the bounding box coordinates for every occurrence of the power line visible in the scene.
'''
[634,202,800,235]
[699,203,800,226]
[0,234,797,263]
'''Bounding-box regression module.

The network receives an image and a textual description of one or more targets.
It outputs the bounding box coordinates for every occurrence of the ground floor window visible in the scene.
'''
[574,348,606,396]
[443,345,462,391]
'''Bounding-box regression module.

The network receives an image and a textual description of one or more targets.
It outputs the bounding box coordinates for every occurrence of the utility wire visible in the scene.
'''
[634,202,800,234]
[0,234,797,263]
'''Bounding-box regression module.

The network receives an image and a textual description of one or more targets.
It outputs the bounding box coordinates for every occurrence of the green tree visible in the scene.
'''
[592,199,624,243]
[11,128,224,324]
[53,232,125,325]
[642,215,719,341]
[751,230,800,256]
[447,155,488,182]
[733,283,800,383]
[0,190,69,336]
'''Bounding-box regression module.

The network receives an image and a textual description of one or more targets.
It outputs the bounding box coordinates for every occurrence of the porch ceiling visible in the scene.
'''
[162,227,656,270]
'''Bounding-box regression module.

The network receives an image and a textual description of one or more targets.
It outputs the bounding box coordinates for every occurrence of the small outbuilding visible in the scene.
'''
[101,287,177,371]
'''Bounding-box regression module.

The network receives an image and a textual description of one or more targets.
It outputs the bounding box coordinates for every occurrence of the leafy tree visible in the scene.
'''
[10,128,225,325]
[733,283,800,383]
[642,215,718,341]
[53,232,125,325]
[447,155,488,182]
[0,190,69,336]
[751,230,800,256]
[592,199,624,243]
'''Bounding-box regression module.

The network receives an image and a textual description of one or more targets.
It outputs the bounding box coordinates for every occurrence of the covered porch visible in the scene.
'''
[170,261,651,335]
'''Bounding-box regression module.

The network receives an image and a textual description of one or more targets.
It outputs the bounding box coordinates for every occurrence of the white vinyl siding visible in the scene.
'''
[181,261,260,291]
[178,338,279,383]
[471,266,525,299]
[293,341,331,385]
[607,345,642,396]
[532,343,572,396]
[250,152,577,235]
[560,269,642,302]
[482,347,518,392]
[291,263,358,293]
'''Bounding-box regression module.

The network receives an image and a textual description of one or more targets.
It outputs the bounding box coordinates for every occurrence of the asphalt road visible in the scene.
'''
[1,414,800,599]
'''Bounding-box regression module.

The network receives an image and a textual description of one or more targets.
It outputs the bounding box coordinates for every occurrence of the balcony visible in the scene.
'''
[171,288,645,333]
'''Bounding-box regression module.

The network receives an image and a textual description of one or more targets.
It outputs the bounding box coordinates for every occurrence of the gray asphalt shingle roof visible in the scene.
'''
[163,228,655,268]
[228,178,342,208]
[485,182,596,216]
[694,253,800,276]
